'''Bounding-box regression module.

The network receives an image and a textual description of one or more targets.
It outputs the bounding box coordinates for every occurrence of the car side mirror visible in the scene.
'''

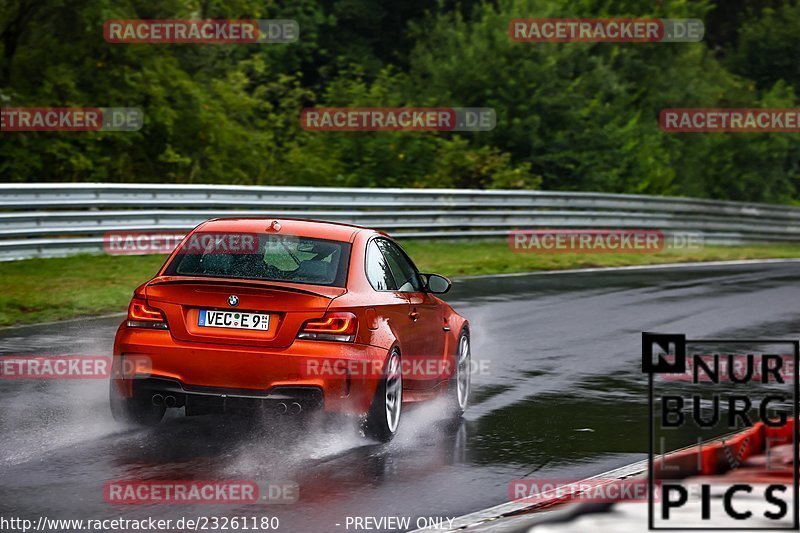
[424,273,452,294]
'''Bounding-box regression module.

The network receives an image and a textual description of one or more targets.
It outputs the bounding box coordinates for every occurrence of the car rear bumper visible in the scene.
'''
[134,377,325,415]
[112,324,387,415]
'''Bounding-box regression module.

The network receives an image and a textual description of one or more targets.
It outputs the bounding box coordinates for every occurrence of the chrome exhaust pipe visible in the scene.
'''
[164,395,177,408]
[276,402,288,415]
[290,402,302,415]
[151,394,164,406]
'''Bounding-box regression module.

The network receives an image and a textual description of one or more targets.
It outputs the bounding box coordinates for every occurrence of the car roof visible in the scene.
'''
[195,217,388,243]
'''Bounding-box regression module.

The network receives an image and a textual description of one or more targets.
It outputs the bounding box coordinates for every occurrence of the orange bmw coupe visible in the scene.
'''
[110,218,470,440]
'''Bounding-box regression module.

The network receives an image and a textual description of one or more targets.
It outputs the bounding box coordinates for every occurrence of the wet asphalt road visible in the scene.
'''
[1,261,800,533]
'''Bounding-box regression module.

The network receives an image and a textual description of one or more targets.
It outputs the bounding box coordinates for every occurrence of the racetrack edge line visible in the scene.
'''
[454,257,800,281]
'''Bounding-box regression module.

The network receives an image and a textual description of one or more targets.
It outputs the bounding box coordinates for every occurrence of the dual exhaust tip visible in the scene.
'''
[152,394,302,414]
[276,402,302,415]
[151,394,176,407]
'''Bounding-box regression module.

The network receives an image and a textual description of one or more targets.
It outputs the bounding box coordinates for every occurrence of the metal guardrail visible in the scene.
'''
[1,183,800,260]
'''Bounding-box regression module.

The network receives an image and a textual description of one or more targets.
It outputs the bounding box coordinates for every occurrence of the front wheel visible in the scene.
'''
[363,349,403,442]
[109,383,165,426]
[446,330,470,417]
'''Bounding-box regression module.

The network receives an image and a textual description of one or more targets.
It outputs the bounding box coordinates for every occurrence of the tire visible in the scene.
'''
[446,330,470,418]
[109,383,166,427]
[363,349,403,442]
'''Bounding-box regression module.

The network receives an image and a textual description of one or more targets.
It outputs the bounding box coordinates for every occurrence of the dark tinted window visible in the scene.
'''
[366,240,397,291]
[164,233,351,287]
[375,239,423,292]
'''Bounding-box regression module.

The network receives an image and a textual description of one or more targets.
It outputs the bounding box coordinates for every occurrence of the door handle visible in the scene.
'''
[409,311,420,321]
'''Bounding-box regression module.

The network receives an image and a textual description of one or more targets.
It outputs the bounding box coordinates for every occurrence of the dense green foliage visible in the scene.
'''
[1,0,798,201]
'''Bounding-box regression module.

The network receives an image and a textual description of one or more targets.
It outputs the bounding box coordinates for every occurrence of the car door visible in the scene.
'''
[364,238,413,363]
[375,239,446,390]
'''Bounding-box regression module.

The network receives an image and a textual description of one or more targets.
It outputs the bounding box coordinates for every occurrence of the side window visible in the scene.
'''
[366,240,397,291]
[376,239,423,293]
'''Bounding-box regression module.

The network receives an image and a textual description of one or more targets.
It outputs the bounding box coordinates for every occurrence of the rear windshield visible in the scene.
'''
[163,233,351,287]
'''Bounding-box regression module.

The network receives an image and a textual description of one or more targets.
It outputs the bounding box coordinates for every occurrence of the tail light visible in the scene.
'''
[297,312,357,342]
[127,297,168,329]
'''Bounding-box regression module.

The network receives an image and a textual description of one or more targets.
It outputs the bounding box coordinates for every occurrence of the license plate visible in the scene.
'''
[198,309,270,330]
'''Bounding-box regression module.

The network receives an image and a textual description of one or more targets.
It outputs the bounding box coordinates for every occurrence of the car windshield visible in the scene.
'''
[163,233,351,287]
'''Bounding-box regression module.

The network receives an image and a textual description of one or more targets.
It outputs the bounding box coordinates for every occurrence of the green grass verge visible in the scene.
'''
[1,241,800,327]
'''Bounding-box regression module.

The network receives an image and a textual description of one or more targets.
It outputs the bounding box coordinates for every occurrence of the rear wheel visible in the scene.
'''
[447,330,470,417]
[363,349,402,442]
[109,383,165,426]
